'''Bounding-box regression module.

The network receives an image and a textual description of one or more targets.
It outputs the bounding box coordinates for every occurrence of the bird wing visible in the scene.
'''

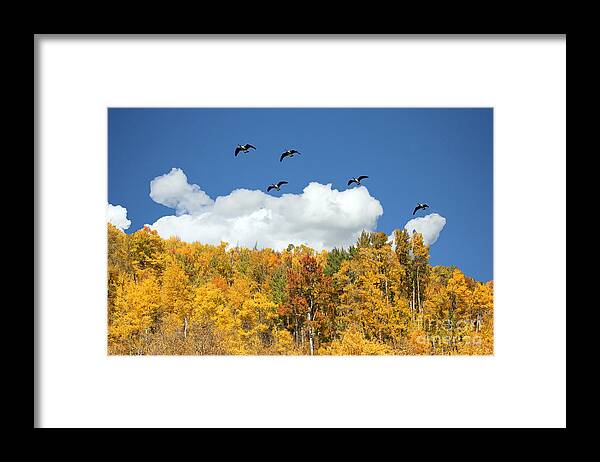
[348,179,356,186]
[413,205,420,215]
[277,181,288,187]
[357,175,369,181]
[234,147,241,156]
[267,185,275,192]
[247,144,256,150]
[280,153,288,162]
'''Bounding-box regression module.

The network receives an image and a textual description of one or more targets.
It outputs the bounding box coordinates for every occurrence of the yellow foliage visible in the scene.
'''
[109,273,160,347]
[320,326,393,355]
[270,329,299,355]
[107,227,493,355]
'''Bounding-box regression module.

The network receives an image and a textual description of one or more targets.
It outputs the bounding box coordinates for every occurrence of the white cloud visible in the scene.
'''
[146,169,383,251]
[107,203,131,231]
[150,168,214,215]
[403,213,447,246]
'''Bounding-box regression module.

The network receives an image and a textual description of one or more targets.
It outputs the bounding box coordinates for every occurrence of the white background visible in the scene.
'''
[36,35,566,428]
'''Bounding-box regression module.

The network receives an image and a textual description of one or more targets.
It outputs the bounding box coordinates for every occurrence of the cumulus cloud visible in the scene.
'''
[150,168,214,215]
[146,169,383,251]
[107,203,131,231]
[403,213,446,246]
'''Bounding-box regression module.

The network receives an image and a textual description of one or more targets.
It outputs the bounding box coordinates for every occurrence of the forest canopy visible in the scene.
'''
[108,224,493,355]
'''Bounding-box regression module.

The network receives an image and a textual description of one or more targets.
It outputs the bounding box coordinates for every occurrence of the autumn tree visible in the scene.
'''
[334,231,408,349]
[286,255,333,355]
[160,258,193,338]
[324,247,353,276]
[394,230,430,321]
[107,223,493,356]
[109,272,161,354]
[320,325,393,355]
[128,226,165,278]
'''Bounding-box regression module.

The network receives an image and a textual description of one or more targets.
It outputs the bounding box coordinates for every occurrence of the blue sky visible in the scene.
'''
[108,108,493,281]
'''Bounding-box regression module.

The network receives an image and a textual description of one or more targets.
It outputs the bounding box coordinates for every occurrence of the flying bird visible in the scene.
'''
[280,149,301,162]
[347,175,369,186]
[267,181,288,192]
[234,144,256,156]
[413,203,429,215]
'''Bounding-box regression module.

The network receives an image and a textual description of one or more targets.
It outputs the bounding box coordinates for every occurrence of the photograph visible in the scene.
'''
[107,108,493,356]
[36,34,565,429]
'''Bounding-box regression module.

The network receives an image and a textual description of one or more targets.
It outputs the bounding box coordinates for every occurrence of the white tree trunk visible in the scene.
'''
[416,267,421,314]
[412,278,416,321]
[308,299,315,356]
